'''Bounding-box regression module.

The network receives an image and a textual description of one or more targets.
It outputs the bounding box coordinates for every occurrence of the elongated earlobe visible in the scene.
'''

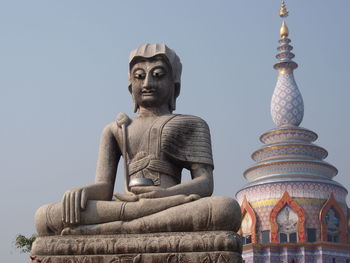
[169,95,176,112]
[129,85,139,113]
[169,83,180,112]
[132,94,138,113]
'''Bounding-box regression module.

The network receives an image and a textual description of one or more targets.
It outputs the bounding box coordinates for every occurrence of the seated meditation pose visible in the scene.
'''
[35,44,241,236]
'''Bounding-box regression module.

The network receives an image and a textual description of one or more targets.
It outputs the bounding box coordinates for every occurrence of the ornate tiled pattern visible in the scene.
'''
[237,182,347,205]
[239,12,350,262]
[260,127,317,144]
[237,182,348,243]
[242,243,350,263]
[244,160,337,182]
[252,202,274,231]
[299,198,324,236]
[242,197,345,242]
[271,73,304,127]
[252,144,327,162]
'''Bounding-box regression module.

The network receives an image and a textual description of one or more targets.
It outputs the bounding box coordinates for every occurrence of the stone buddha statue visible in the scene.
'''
[34,44,241,237]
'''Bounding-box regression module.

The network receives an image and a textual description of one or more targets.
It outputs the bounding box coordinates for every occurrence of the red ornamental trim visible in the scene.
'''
[270,191,306,243]
[240,196,257,243]
[319,193,348,243]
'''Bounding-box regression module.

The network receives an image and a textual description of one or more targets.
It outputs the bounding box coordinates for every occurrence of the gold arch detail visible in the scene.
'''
[270,191,306,243]
[319,193,348,243]
[240,196,258,243]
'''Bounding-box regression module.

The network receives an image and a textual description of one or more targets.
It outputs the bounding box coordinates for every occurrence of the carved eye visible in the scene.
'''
[133,69,146,79]
[152,67,166,78]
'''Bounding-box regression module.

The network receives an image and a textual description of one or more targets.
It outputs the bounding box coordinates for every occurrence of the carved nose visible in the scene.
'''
[142,74,154,89]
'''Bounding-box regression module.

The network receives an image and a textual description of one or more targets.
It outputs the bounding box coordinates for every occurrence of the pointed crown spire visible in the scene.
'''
[279,1,289,38]
[279,0,289,18]
[280,21,289,38]
[270,0,304,128]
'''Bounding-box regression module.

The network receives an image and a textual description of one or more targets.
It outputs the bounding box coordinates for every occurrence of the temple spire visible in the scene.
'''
[279,0,289,18]
[271,0,304,127]
[280,21,289,38]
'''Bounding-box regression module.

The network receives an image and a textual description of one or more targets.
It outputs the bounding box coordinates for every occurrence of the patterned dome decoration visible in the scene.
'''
[271,21,304,128]
[271,73,304,127]
[236,1,350,262]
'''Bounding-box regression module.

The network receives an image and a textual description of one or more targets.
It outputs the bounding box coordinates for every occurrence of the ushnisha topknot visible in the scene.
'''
[128,44,182,87]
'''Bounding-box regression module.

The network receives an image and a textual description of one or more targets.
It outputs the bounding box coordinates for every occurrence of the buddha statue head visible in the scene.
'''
[128,44,182,113]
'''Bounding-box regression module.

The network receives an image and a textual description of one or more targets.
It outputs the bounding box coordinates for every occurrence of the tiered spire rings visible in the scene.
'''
[241,0,339,188]
[236,1,348,254]
[271,0,304,128]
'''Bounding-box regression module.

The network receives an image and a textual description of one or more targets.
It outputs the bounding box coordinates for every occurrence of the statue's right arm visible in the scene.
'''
[62,122,121,225]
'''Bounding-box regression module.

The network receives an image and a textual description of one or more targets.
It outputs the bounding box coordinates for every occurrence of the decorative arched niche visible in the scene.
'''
[319,193,348,243]
[270,191,306,243]
[239,196,257,244]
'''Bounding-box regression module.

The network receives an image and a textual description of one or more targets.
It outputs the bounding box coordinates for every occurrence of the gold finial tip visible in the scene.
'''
[279,0,289,18]
[280,21,289,38]
[279,8,289,18]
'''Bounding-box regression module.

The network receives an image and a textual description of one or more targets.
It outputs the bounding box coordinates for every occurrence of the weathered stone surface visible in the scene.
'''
[32,44,243,263]
[32,231,241,255]
[34,44,241,237]
[31,251,241,263]
[31,231,242,263]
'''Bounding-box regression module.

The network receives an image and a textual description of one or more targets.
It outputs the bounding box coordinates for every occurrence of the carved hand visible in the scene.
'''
[114,192,139,202]
[137,188,169,199]
[114,187,169,200]
[62,187,88,225]
[131,186,162,195]
[127,186,168,199]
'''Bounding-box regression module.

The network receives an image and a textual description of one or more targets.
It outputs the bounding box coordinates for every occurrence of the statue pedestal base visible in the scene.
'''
[31,231,242,263]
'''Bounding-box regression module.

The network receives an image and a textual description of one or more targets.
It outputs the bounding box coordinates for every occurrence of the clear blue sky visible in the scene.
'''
[1,1,349,261]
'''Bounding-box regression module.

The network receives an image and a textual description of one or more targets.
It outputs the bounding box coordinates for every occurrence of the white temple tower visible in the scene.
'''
[236,1,350,262]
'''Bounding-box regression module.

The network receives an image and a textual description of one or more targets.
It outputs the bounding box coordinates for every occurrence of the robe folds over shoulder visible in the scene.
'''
[161,115,213,168]
[127,114,214,185]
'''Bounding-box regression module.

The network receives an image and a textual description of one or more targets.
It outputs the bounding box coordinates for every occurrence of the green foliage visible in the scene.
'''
[15,234,37,253]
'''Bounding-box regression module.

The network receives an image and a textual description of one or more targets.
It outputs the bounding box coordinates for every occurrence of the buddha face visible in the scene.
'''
[130,58,174,111]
